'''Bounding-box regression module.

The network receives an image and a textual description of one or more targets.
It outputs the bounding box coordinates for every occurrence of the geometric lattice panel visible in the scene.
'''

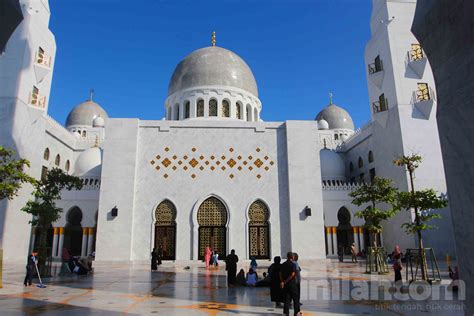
[248,200,270,225]
[155,200,177,226]
[197,197,227,226]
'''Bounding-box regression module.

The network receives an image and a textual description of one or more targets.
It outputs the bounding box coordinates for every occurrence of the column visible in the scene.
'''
[81,227,88,257]
[358,227,365,252]
[87,227,95,256]
[332,227,338,255]
[57,227,65,258]
[52,227,59,257]
[325,227,330,255]
[29,227,36,253]
[353,226,360,251]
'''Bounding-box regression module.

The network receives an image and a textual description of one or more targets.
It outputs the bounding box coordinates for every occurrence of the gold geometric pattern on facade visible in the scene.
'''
[150,147,275,180]
[189,158,198,168]
[162,158,171,167]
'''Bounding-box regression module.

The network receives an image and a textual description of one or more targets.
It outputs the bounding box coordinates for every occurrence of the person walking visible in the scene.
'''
[157,244,163,266]
[280,252,300,316]
[269,256,283,307]
[293,253,302,306]
[392,245,402,284]
[204,246,212,269]
[225,249,239,286]
[151,248,158,271]
[351,243,358,263]
[23,252,37,286]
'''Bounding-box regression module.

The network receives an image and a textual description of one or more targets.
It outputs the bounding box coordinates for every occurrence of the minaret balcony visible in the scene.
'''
[411,85,436,119]
[372,98,388,114]
[29,92,47,108]
[405,44,427,78]
[34,50,52,68]
[368,59,384,89]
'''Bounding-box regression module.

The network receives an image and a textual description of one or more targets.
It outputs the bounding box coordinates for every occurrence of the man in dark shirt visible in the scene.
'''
[225,249,239,286]
[279,252,301,316]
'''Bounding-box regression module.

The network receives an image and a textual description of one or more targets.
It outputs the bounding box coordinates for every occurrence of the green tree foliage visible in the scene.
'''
[21,168,83,227]
[394,154,448,281]
[349,177,399,246]
[0,146,35,200]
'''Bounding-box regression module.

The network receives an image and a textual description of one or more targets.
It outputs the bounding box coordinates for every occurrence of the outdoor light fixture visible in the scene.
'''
[304,206,312,216]
[111,206,118,217]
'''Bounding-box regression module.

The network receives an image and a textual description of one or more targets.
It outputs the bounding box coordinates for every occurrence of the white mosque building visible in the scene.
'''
[0,0,456,264]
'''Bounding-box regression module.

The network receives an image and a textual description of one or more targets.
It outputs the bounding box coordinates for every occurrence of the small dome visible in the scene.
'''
[320,148,346,181]
[74,147,102,177]
[92,116,105,127]
[66,100,108,128]
[318,119,329,130]
[168,46,258,97]
[315,103,354,131]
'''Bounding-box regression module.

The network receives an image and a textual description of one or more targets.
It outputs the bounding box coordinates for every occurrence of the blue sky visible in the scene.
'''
[48,0,373,128]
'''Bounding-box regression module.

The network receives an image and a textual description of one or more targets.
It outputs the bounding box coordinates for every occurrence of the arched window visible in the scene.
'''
[155,199,177,260]
[197,197,228,260]
[368,151,374,163]
[248,200,270,259]
[197,99,204,117]
[174,103,180,120]
[209,99,218,117]
[358,157,363,168]
[82,130,86,137]
[349,162,354,172]
[55,154,60,166]
[335,134,339,140]
[184,101,190,119]
[222,100,230,118]
[246,105,252,122]
[65,160,70,172]
[236,102,242,119]
[254,108,258,122]
[43,148,50,160]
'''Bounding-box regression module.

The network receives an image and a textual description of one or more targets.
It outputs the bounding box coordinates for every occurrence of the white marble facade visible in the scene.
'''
[0,0,455,264]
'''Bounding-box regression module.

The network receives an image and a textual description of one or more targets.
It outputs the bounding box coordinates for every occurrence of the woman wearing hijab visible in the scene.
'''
[204,246,212,269]
[392,245,402,283]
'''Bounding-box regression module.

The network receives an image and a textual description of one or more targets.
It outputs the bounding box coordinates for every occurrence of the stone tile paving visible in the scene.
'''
[0,259,465,315]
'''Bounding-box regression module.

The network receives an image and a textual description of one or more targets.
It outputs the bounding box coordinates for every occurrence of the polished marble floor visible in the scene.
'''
[0,258,465,315]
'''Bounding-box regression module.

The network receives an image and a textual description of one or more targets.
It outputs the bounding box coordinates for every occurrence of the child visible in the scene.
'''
[213,252,219,267]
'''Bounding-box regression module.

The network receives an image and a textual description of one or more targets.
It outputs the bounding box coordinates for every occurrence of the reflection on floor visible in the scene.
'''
[0,259,465,315]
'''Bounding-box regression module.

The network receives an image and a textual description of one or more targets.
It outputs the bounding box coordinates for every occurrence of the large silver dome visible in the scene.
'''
[315,103,354,130]
[168,46,258,97]
[66,100,108,128]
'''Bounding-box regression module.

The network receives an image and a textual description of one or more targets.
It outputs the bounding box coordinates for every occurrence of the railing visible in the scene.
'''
[322,180,363,191]
[80,176,101,190]
[368,59,383,74]
[29,92,46,108]
[372,98,388,114]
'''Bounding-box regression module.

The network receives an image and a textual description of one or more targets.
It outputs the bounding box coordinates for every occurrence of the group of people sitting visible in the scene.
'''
[61,248,94,275]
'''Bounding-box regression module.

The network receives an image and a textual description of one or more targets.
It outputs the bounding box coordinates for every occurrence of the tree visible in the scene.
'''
[394,154,448,281]
[21,168,83,269]
[349,176,399,247]
[0,146,35,200]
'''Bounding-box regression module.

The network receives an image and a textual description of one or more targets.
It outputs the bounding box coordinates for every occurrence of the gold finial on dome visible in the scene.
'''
[211,31,216,47]
[329,92,333,105]
[89,88,94,101]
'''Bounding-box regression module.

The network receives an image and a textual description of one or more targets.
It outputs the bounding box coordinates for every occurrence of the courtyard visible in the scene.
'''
[0,259,464,315]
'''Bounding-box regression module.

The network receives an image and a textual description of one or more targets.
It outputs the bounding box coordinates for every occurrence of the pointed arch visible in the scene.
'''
[43,148,50,160]
[248,199,270,259]
[154,199,177,260]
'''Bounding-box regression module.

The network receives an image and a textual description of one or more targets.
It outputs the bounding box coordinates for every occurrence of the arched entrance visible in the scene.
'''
[248,200,270,259]
[336,207,354,255]
[64,207,83,256]
[154,200,177,260]
[197,197,227,260]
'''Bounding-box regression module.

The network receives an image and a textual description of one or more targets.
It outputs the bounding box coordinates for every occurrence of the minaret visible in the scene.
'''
[0,0,57,264]
[364,0,455,256]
